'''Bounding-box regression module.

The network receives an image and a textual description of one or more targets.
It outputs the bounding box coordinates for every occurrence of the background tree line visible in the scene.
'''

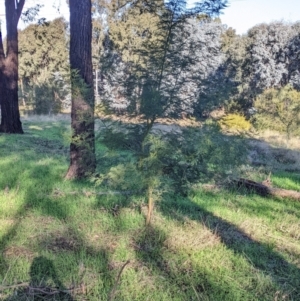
[1,0,300,179]
[12,6,300,127]
[18,17,70,114]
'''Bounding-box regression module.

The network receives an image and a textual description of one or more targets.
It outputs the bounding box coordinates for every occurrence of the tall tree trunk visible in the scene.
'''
[65,0,96,179]
[0,0,24,134]
[0,31,4,116]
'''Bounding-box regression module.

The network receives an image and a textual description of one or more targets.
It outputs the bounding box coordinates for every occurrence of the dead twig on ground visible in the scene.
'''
[108,260,130,301]
[0,282,79,296]
[52,189,141,198]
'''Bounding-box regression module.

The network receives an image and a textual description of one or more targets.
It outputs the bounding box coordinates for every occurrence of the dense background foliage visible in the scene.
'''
[16,6,300,130]
[18,17,70,114]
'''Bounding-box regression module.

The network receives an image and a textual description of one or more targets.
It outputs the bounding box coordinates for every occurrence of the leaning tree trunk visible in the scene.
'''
[0,0,24,134]
[65,0,96,179]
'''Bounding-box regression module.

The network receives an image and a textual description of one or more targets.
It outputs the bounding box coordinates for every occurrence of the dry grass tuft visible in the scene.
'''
[147,214,221,252]
[4,246,36,259]
[165,223,221,251]
[37,229,82,253]
[255,130,300,150]
[46,236,80,253]
[238,218,274,242]
[33,215,59,226]
[87,232,121,252]
[248,137,300,172]
[0,219,15,229]
[275,220,300,240]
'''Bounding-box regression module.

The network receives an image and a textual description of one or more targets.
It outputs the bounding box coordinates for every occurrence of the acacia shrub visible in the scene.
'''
[96,122,247,195]
[218,114,251,132]
[254,85,300,139]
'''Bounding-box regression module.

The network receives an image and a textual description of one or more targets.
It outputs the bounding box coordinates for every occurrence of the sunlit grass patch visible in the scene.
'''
[272,171,300,190]
[28,125,43,131]
[256,129,300,150]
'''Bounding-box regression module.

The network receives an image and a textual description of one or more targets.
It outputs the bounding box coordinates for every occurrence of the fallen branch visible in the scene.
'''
[27,286,77,296]
[0,283,78,295]
[53,189,141,198]
[0,282,29,290]
[233,178,300,200]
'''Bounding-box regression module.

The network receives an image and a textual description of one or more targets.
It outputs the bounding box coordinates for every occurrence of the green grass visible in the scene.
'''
[272,171,300,191]
[0,117,300,300]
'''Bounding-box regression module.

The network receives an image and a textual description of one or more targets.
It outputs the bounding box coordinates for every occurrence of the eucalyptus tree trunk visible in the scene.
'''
[65,0,96,179]
[0,0,24,133]
[0,31,4,118]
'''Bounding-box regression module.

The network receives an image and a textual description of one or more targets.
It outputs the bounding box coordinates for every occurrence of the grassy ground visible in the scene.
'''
[0,116,300,300]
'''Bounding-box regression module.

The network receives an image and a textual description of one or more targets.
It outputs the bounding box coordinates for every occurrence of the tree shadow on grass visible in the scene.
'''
[201,187,300,221]
[4,256,74,301]
[158,196,300,300]
[247,137,300,168]
[0,137,114,300]
[132,225,245,300]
